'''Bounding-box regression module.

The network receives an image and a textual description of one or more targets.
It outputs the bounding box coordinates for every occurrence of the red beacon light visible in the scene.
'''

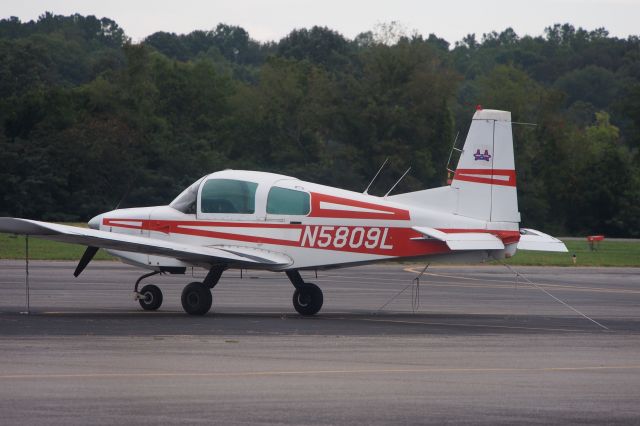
[476,104,483,111]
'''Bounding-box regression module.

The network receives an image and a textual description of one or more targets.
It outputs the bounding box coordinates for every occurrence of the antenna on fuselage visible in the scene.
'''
[445,131,461,184]
[363,157,389,195]
[384,167,411,197]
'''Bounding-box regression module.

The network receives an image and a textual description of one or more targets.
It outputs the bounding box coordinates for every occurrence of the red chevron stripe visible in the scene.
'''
[309,192,410,220]
[453,169,516,187]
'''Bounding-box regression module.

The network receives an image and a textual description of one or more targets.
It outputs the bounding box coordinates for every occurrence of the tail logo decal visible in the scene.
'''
[473,149,492,161]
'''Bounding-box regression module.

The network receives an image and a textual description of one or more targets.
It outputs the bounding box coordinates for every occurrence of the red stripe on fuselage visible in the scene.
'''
[103,218,303,246]
[309,192,410,220]
[102,219,519,257]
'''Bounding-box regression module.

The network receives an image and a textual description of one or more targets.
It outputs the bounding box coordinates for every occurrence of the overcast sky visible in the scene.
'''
[2,0,638,44]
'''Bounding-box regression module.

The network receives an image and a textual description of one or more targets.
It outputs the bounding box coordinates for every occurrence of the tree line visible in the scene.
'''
[0,13,639,236]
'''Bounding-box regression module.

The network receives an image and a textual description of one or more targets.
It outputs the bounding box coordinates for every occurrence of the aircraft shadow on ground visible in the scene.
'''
[0,310,632,336]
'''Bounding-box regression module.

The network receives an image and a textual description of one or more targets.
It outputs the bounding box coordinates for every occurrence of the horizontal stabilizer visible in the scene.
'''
[517,228,568,252]
[412,226,504,251]
[0,217,292,268]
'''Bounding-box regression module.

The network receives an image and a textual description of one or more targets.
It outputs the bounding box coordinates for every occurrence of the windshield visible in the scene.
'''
[169,176,206,213]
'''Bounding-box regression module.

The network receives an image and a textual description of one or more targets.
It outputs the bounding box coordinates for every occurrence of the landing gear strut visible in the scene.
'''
[181,267,225,316]
[134,271,163,311]
[286,270,323,316]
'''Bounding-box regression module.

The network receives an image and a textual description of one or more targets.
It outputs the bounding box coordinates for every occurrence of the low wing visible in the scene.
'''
[0,217,292,268]
[411,226,505,250]
[517,228,568,252]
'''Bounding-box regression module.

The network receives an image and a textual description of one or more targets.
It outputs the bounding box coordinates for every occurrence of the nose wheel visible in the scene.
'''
[138,284,163,310]
[134,271,163,311]
[286,270,324,316]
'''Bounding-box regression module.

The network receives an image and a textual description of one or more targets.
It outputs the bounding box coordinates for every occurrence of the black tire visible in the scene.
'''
[139,284,163,311]
[292,283,323,316]
[181,282,213,316]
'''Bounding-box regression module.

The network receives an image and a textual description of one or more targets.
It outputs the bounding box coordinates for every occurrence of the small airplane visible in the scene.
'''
[0,108,567,316]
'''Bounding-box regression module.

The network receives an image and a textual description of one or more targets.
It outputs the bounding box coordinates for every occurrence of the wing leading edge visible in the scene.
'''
[0,217,292,268]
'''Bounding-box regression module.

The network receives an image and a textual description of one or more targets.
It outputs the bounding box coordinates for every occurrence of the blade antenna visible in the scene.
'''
[384,167,411,197]
[445,131,461,178]
[363,158,389,195]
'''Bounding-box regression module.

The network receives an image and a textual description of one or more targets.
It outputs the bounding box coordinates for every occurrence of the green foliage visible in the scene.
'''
[0,230,114,260]
[144,24,270,67]
[277,26,350,69]
[0,14,639,236]
[555,65,618,108]
[500,239,640,267]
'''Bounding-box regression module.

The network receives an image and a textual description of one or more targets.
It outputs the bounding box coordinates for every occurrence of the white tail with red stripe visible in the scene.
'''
[451,109,520,223]
[390,108,520,224]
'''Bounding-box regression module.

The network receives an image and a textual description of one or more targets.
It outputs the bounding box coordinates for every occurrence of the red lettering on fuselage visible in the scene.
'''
[300,225,394,250]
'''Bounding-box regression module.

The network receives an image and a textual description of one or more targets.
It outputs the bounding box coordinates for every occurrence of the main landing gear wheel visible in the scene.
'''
[293,283,323,316]
[138,284,163,311]
[181,282,213,316]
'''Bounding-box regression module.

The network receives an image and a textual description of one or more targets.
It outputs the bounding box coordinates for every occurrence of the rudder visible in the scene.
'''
[451,109,520,223]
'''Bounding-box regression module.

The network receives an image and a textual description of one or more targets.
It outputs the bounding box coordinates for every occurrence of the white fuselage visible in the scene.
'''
[93,170,520,271]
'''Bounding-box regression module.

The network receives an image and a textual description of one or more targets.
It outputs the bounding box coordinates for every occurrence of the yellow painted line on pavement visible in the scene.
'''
[1,365,639,380]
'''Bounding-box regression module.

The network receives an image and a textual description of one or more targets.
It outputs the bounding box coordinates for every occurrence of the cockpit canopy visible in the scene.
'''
[169,171,310,217]
[169,176,204,214]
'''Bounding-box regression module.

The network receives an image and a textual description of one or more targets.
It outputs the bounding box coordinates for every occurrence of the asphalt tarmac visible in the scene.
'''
[0,260,639,425]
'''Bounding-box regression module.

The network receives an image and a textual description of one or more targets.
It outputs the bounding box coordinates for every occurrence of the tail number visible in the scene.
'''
[301,226,393,250]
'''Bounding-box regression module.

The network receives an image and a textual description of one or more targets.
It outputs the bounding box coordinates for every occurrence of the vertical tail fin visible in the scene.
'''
[451,109,520,222]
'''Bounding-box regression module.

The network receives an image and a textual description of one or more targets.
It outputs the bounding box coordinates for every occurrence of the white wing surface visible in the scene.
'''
[0,217,292,267]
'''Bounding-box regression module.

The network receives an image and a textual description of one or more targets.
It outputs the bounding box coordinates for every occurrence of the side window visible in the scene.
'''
[201,179,258,214]
[267,187,310,215]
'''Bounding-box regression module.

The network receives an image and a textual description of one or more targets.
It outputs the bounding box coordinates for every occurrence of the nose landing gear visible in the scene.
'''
[139,284,163,310]
[134,271,163,311]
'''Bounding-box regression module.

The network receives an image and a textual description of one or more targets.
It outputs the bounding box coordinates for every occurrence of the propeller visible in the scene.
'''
[74,246,99,277]
[74,181,133,277]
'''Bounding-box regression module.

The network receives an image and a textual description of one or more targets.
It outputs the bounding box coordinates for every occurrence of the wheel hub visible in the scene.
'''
[297,292,310,307]
[187,292,199,306]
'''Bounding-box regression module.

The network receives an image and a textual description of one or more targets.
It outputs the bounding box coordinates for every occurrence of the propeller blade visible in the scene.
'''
[74,246,99,277]
[114,181,133,210]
